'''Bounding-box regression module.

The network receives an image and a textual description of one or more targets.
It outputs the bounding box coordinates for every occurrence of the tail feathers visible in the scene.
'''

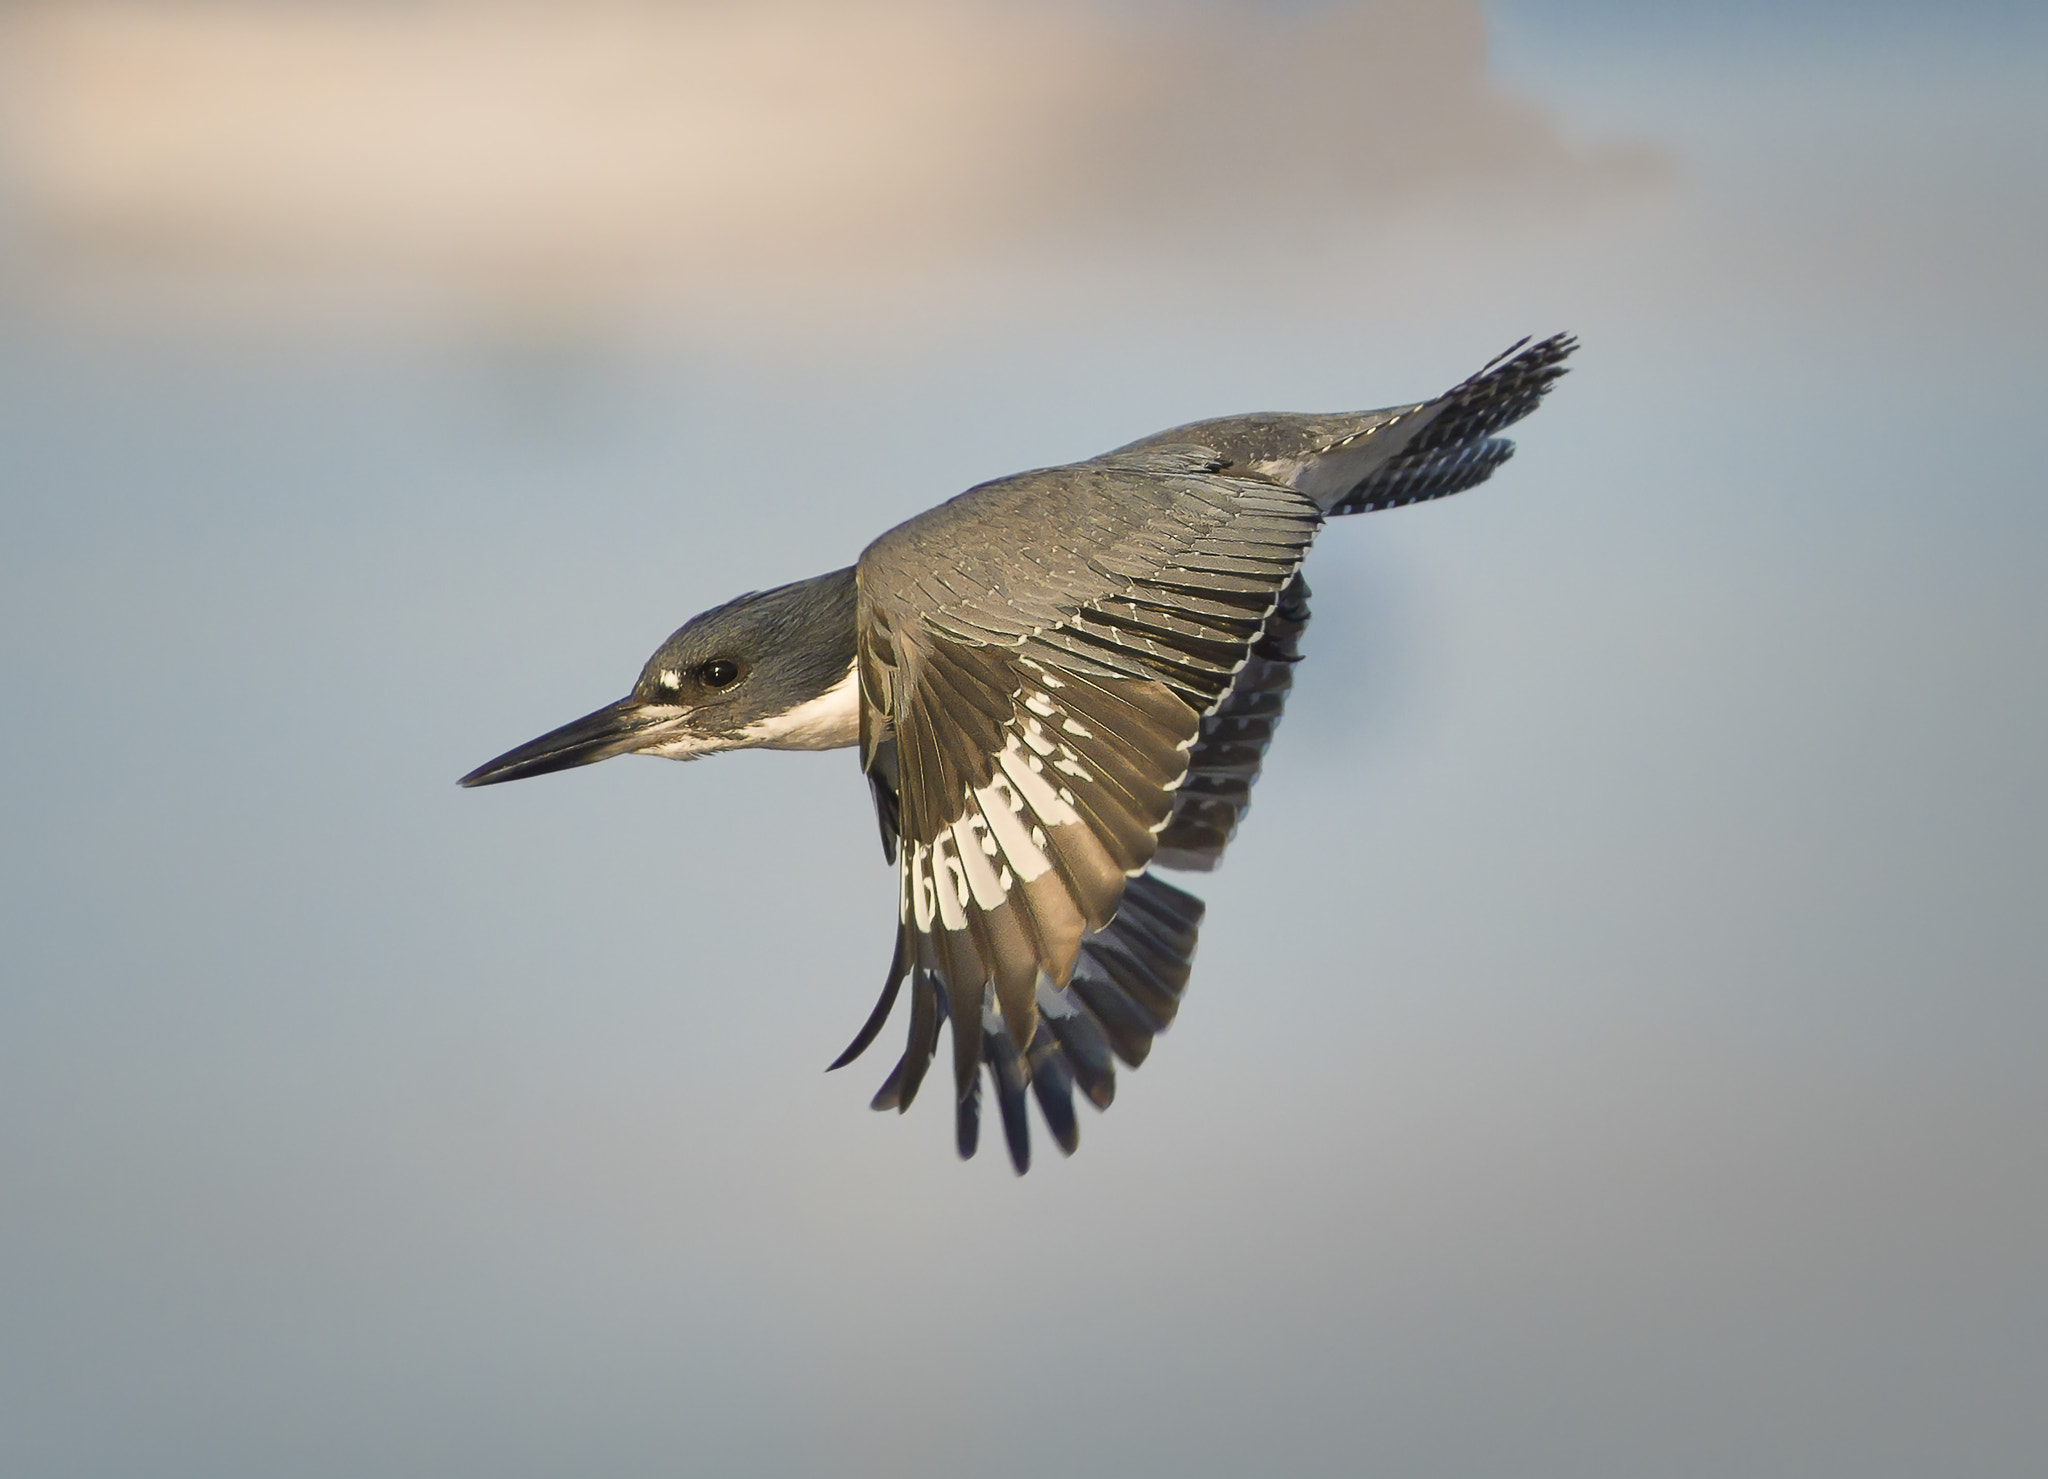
[1328,436,1514,515]
[1330,332,1575,516]
[1407,332,1577,458]
[840,872,1206,1174]
[1101,333,1574,517]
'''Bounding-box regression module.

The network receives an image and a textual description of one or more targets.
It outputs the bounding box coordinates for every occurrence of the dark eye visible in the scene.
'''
[699,659,742,689]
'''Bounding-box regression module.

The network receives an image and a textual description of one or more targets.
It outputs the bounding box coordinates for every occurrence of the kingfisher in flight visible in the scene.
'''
[462,334,1576,1171]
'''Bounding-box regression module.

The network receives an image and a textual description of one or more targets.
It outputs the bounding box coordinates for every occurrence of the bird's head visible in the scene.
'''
[458,566,860,788]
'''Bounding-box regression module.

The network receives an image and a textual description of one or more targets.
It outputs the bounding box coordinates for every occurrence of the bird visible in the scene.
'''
[461,333,1576,1172]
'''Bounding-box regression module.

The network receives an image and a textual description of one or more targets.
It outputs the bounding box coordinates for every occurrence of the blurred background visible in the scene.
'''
[1,2,2042,1475]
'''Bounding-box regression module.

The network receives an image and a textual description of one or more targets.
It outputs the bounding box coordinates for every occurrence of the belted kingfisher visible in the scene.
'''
[462,334,1575,1171]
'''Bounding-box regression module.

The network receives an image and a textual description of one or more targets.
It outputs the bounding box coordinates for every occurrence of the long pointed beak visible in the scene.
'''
[459,696,661,787]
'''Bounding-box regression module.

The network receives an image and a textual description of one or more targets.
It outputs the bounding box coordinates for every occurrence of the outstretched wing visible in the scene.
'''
[832,335,1575,1171]
[837,456,1321,1164]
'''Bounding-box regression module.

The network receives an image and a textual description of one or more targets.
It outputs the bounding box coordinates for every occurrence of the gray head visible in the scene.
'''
[459,566,860,788]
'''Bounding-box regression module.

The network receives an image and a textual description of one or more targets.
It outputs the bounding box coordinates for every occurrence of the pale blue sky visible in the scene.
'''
[2,4,2043,1476]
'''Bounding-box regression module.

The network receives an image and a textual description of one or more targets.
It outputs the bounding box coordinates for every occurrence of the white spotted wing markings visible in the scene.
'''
[898,732,1070,932]
[895,674,1163,958]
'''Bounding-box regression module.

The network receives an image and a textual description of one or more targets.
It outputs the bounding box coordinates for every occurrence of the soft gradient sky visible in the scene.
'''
[2,3,2043,1476]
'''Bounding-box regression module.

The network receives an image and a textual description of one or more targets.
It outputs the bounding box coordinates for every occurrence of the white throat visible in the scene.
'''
[737,662,862,751]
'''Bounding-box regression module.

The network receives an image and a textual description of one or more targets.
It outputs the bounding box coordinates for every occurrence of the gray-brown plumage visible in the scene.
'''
[462,333,1576,1173]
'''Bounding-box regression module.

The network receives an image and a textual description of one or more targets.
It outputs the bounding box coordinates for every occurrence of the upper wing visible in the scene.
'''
[838,457,1321,1155]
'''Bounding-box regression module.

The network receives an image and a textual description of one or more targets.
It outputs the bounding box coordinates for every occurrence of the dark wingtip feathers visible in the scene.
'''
[955,1075,981,1159]
[1027,1024,1082,1157]
[829,931,909,1072]
[848,872,1205,1171]
[986,1024,1034,1174]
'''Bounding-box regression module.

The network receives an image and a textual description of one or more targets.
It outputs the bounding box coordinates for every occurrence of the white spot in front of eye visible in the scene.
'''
[659,669,682,690]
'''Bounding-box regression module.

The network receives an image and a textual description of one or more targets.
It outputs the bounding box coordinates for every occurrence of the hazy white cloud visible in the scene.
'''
[0,0,1657,328]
